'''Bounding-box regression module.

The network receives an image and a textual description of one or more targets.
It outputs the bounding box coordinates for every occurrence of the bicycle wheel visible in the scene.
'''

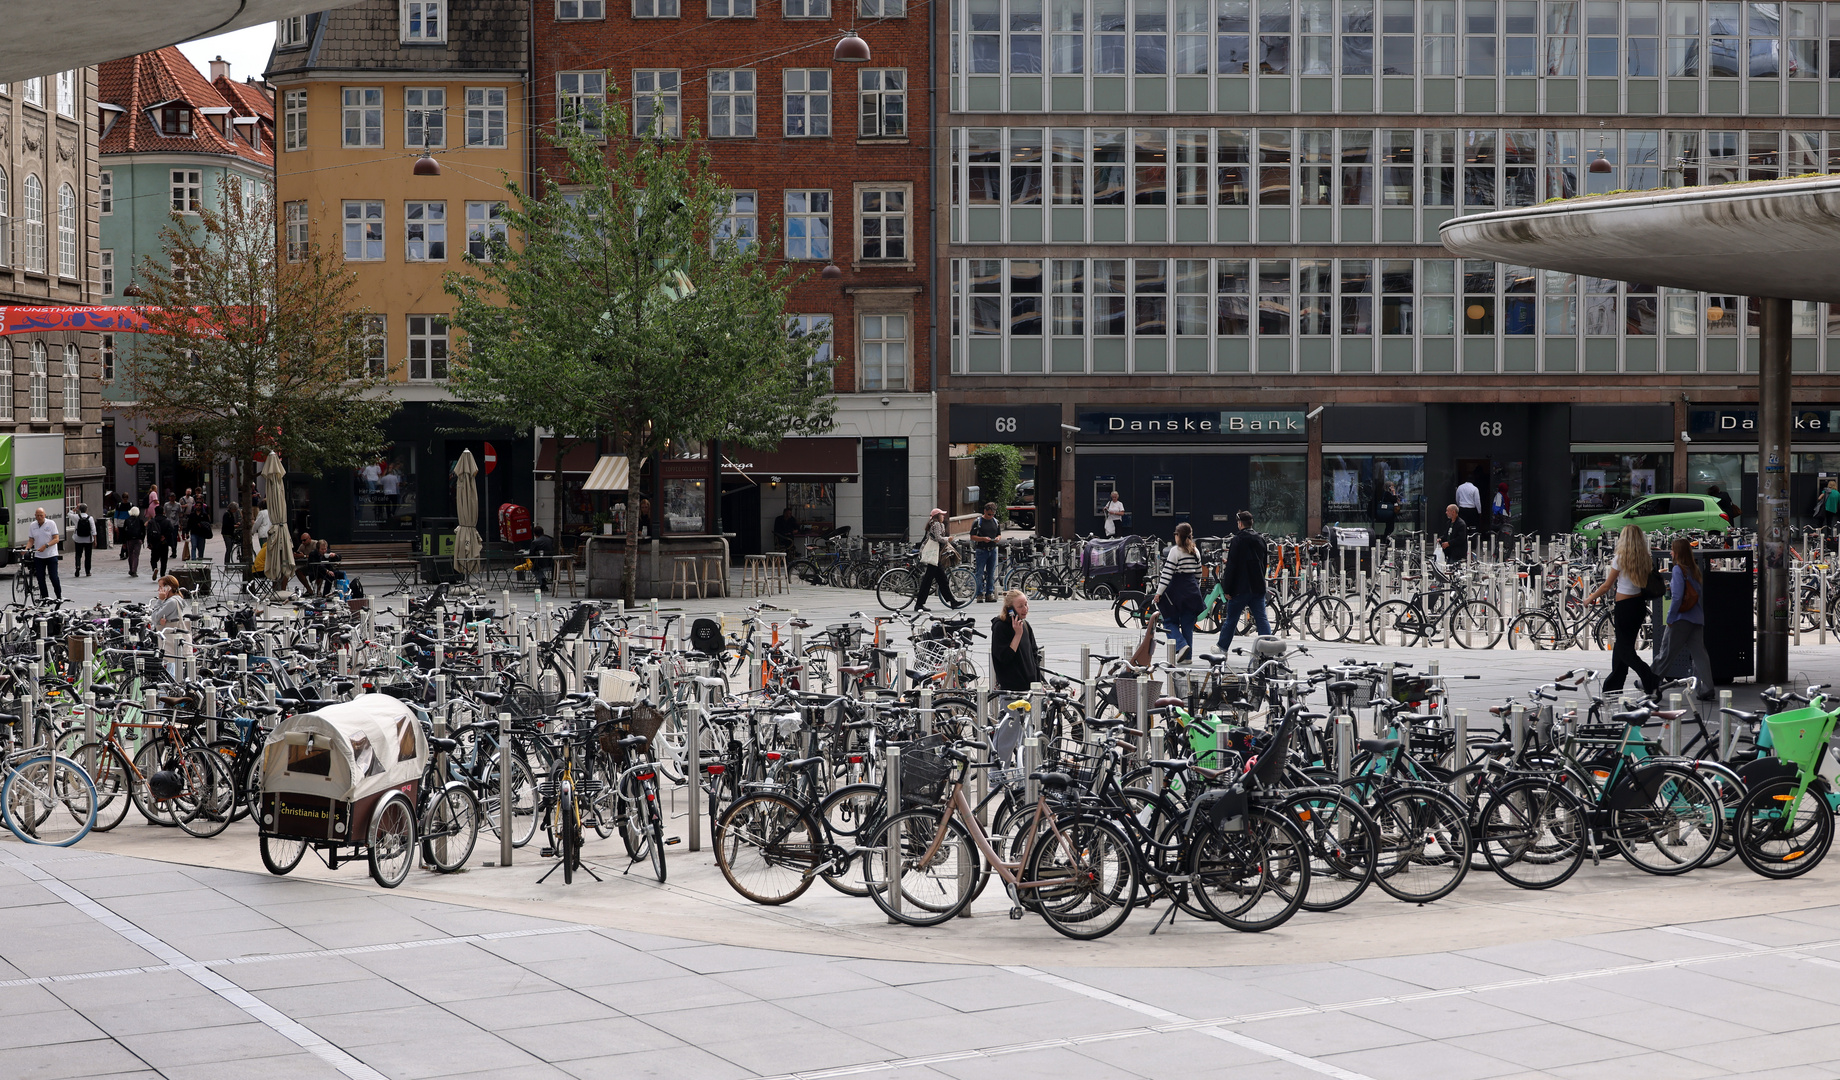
[1507,611,1566,650]
[1477,777,1587,890]
[817,783,884,896]
[861,808,979,926]
[260,831,308,875]
[1610,766,1721,875]
[70,741,131,832]
[948,566,977,602]
[645,780,668,884]
[586,760,616,840]
[1369,788,1471,903]
[367,791,417,888]
[1113,593,1153,628]
[1301,596,1355,643]
[1023,816,1139,941]
[129,741,179,827]
[1365,598,1427,647]
[1,755,96,847]
[714,791,821,905]
[480,751,539,849]
[1732,777,1835,879]
[420,783,480,873]
[1287,790,1377,913]
[175,747,236,839]
[558,784,582,884]
[1694,764,1743,869]
[875,567,917,612]
[788,559,822,585]
[1449,599,1505,649]
[1189,807,1310,932]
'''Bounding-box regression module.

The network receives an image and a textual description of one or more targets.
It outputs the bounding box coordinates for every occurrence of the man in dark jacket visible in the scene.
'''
[1216,510,1270,655]
[119,506,146,577]
[1439,503,1471,564]
[146,512,173,577]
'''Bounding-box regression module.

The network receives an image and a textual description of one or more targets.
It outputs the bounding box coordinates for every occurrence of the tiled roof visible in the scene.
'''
[97,47,274,167]
[267,1,529,77]
[213,76,275,120]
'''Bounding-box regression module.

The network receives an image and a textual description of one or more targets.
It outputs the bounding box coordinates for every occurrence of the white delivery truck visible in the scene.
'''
[0,434,65,567]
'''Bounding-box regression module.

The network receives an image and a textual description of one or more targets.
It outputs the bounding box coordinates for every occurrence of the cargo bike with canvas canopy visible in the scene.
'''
[256,696,481,888]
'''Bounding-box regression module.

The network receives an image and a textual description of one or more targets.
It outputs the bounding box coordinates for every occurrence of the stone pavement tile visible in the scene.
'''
[1342,951,1538,991]
[389,903,567,939]
[70,869,206,898]
[83,992,256,1038]
[476,933,639,967]
[557,1044,757,1080]
[1445,1022,1652,1071]
[0,1037,152,1080]
[205,880,355,906]
[1565,1005,1768,1053]
[520,950,684,989]
[1717,1066,1840,1080]
[1671,1023,1840,1073]
[347,1032,549,1080]
[286,915,454,951]
[646,942,830,975]
[839,1008,1024,1059]
[159,1052,352,1080]
[0,1008,106,1050]
[700,1028,907,1075]
[1321,1038,1525,1080]
[835,958,994,986]
[904,972,1080,1013]
[495,1016,687,1061]
[1455,939,1666,977]
[576,973,755,1016]
[1040,966,1289,1017]
[925,1045,1148,1080]
[162,928,325,962]
[1228,1011,1423,1058]
[776,985,960,1029]
[1354,995,1544,1040]
[1775,906,1840,934]
[48,969,212,1011]
[349,942,519,979]
[712,961,884,1000]
[124,904,283,938]
[304,1004,486,1048]
[441,1065,577,1080]
[966,997,1168,1042]
[1692,952,1840,1004]
[0,983,68,1018]
[1674,914,1839,948]
[589,927,710,952]
[0,902,112,935]
[116,1021,306,1069]
[101,886,246,919]
[0,882,74,909]
[244,895,395,928]
[216,955,378,992]
[1240,965,1439,1006]
[642,999,829,1044]
[254,977,432,1018]
[1576,928,1747,963]
[1072,1028,1276,1075]
[442,988,622,1031]
[1467,981,1653,1024]
[383,959,563,1005]
[1545,1050,1730,1080]
[1601,973,1835,1033]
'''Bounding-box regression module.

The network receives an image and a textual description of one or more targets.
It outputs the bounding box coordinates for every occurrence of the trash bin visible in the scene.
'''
[421,516,457,557]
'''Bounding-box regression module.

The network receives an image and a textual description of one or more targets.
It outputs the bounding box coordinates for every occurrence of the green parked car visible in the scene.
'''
[1574,493,1733,541]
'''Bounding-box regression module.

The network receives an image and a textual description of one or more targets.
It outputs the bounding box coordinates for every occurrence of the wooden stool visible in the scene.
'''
[670,556,702,599]
[763,552,789,594]
[698,554,728,598]
[742,555,771,597]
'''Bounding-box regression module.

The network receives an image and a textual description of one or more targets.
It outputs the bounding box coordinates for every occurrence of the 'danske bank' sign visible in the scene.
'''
[1076,408,1306,442]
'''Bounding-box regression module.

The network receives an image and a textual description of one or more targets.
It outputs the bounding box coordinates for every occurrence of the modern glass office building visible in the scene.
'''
[937,0,1840,537]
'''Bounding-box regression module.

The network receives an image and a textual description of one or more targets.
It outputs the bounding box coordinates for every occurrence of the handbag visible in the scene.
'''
[941,541,961,569]
[920,538,939,566]
[1639,569,1667,602]
[1130,621,1157,668]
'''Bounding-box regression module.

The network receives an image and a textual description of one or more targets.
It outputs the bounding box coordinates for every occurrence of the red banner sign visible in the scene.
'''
[0,305,228,337]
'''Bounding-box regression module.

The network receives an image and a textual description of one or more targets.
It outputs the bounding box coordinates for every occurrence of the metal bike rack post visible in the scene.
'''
[498,711,513,867]
[894,651,909,694]
[618,631,630,672]
[1081,645,1095,716]
[1023,733,1041,806]
[434,674,447,726]
[1718,689,1735,759]
[1135,678,1151,754]
[1793,562,1803,647]
[502,589,512,618]
[884,745,903,922]
[1149,723,1165,794]
[791,631,805,689]
[82,690,96,749]
[1823,567,1830,646]
[1334,714,1353,781]
[1452,708,1469,798]
[201,686,216,742]
[1510,703,1526,757]
[1666,692,1684,755]
[573,640,591,693]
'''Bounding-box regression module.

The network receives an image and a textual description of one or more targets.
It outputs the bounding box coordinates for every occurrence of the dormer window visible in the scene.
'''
[159,105,192,136]
[202,107,230,136]
[277,15,306,46]
[403,1,447,42]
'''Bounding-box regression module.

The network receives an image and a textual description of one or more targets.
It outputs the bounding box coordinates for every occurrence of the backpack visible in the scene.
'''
[74,515,91,539]
[348,577,365,599]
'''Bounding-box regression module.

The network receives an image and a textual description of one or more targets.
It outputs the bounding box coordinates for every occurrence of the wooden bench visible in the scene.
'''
[327,542,422,594]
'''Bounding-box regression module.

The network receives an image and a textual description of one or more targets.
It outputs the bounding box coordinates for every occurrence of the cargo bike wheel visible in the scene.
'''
[260,831,309,875]
[368,791,418,889]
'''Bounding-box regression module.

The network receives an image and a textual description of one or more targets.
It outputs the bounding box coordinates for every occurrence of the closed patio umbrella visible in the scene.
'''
[453,449,482,577]
[260,452,295,586]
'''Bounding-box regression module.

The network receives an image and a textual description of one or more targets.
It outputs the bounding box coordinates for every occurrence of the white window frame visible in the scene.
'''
[784,69,830,137]
[55,71,73,117]
[465,201,506,259]
[858,69,906,138]
[157,104,192,136]
[56,183,75,278]
[100,249,113,297]
[855,183,909,263]
[61,344,79,422]
[859,312,909,391]
[401,0,446,42]
[556,0,605,16]
[283,88,307,151]
[0,341,12,419]
[171,169,201,214]
[784,189,831,261]
[341,87,384,148]
[359,315,387,377]
[284,201,309,261]
[21,78,42,109]
[715,190,757,252]
[784,0,830,15]
[709,0,754,15]
[858,0,903,14]
[633,70,680,137]
[405,200,446,261]
[22,175,43,274]
[343,200,384,261]
[465,87,507,147]
[788,313,833,368]
[633,0,679,16]
[99,334,114,383]
[28,341,47,421]
[404,87,445,148]
[708,70,755,138]
[557,71,606,139]
[98,170,112,215]
[406,315,449,380]
[277,15,307,46]
[0,169,10,267]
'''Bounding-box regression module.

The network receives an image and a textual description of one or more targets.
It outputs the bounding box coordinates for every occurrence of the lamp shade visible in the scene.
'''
[833,32,871,61]
[1588,155,1614,174]
[820,264,843,279]
[414,153,442,176]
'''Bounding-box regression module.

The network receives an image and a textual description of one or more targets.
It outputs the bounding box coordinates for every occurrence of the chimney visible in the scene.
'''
[209,56,230,82]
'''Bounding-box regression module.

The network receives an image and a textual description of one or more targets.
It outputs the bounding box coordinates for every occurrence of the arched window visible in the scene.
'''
[56,184,74,278]
[22,176,44,274]
[29,341,47,421]
[0,169,11,266]
[61,343,79,421]
[0,340,14,421]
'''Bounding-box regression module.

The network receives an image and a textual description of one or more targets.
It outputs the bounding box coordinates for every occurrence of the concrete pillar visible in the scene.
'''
[1759,296,1792,685]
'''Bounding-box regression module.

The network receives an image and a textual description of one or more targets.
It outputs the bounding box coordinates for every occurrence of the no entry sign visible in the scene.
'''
[123,446,140,466]
[482,442,497,474]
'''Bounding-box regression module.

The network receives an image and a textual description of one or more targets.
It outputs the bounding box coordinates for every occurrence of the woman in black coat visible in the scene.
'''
[118,507,146,578]
[147,513,173,577]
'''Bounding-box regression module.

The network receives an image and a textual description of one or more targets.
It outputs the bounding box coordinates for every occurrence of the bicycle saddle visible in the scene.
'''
[1325,680,1362,696]
[1719,707,1763,723]
[1154,696,1185,708]
[1147,758,1190,772]
[1611,708,1651,724]
[1198,652,1228,666]
[1028,769,1073,789]
[428,736,459,754]
[617,733,649,750]
[1359,738,1401,754]
[1473,740,1513,754]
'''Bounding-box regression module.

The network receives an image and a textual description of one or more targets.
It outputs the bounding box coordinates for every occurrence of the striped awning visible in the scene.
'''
[581,455,631,492]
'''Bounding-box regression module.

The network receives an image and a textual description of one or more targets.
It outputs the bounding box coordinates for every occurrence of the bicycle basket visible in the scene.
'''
[896,735,952,808]
[596,701,666,755]
[1764,706,1838,775]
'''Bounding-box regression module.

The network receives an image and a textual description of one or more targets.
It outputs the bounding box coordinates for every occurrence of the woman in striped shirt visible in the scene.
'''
[1152,522,1205,662]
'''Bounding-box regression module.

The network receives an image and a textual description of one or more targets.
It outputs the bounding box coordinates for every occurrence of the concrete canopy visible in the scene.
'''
[1439,175,1840,303]
[0,1,334,84]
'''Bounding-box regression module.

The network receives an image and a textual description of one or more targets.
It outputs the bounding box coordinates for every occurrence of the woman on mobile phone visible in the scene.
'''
[991,589,1042,692]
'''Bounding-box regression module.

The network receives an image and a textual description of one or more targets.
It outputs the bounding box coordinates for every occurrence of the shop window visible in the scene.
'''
[356,445,416,531]
[1324,454,1426,532]
[785,483,836,534]
[1250,455,1307,536]
[1572,452,1673,521]
[1502,264,1536,335]
[662,477,707,533]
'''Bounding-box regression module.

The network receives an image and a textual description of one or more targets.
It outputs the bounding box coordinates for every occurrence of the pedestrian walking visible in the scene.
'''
[1439,504,1471,565]
[119,506,145,577]
[1492,482,1512,536]
[222,503,240,565]
[1104,491,1126,537]
[912,508,963,611]
[1655,537,1716,703]
[252,497,272,550]
[25,507,61,601]
[1455,477,1481,530]
[1586,523,1660,697]
[114,495,130,558]
[1371,480,1399,540]
[990,589,1042,692]
[147,512,173,578]
[1152,522,1204,661]
[1215,511,1271,654]
[1707,484,1739,529]
[970,503,1002,602]
[151,574,187,632]
[70,503,94,577]
[1818,479,1840,540]
[187,502,212,561]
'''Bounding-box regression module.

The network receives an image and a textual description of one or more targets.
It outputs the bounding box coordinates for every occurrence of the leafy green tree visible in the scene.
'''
[975,444,1023,521]
[447,95,833,603]
[128,182,395,570]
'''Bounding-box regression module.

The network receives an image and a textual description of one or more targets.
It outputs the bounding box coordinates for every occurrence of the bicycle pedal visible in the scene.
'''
[539,847,556,858]
[1009,906,1025,920]
[664,836,682,846]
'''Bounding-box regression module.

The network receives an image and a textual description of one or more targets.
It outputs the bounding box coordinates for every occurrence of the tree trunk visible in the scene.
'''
[236,455,255,577]
[620,458,643,607]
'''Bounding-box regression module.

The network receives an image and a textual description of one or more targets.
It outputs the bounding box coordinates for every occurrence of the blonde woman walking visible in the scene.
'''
[1586,523,1659,696]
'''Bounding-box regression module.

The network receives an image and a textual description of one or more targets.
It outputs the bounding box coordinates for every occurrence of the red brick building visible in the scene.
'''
[532,1,937,548]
